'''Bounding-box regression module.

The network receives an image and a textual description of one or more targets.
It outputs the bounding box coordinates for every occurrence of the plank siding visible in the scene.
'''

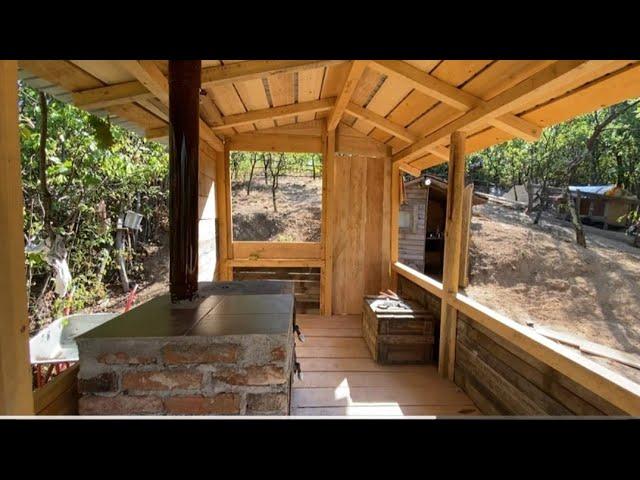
[396,275,626,415]
[331,155,386,314]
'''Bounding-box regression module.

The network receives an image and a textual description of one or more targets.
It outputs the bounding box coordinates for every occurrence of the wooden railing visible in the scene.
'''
[33,363,79,415]
[392,261,640,415]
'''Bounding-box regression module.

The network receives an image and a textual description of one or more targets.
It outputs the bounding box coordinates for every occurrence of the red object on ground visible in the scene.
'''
[124,284,138,312]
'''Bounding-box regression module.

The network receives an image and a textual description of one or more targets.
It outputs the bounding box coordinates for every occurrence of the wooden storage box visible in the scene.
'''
[362,295,435,364]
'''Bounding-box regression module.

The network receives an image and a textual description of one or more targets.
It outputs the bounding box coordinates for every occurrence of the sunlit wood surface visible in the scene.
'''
[292,314,479,417]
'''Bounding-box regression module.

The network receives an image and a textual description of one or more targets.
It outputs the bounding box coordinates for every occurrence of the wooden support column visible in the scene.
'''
[438,131,466,380]
[214,143,231,281]
[320,123,335,316]
[0,60,34,414]
[169,61,201,301]
[390,163,400,291]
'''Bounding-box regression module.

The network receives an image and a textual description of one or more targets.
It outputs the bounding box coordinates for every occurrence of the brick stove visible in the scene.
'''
[76,281,297,415]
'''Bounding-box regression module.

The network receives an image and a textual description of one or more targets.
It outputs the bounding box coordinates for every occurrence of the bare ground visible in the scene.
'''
[466,203,640,383]
[231,176,322,242]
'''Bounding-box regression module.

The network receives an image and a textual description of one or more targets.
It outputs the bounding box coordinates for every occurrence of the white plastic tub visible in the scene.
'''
[29,313,118,364]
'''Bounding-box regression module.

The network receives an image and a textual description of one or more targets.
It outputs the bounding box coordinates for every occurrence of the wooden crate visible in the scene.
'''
[362,295,435,364]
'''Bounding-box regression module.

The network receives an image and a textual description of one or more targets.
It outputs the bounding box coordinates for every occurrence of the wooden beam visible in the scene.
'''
[119,60,224,151]
[345,102,418,143]
[488,115,541,142]
[72,81,153,110]
[439,131,466,380]
[370,60,543,144]
[390,163,400,291]
[0,61,34,414]
[399,163,421,177]
[212,98,335,131]
[201,60,345,87]
[137,98,169,122]
[327,61,369,131]
[321,124,335,316]
[228,133,322,153]
[393,61,607,166]
[145,126,169,140]
[199,92,224,126]
[371,60,480,111]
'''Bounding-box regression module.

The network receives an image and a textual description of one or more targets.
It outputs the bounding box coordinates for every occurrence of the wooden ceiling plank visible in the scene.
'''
[212,98,335,131]
[268,71,296,126]
[233,77,274,130]
[327,60,370,131]
[392,60,609,166]
[201,60,345,87]
[297,67,325,123]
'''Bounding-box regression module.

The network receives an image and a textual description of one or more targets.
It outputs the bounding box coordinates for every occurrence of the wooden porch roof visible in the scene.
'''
[18,60,640,175]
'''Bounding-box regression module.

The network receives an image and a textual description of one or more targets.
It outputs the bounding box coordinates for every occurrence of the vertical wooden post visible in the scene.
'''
[214,142,229,281]
[380,156,392,291]
[168,61,200,301]
[320,122,335,316]
[0,60,34,414]
[390,163,400,291]
[438,131,466,380]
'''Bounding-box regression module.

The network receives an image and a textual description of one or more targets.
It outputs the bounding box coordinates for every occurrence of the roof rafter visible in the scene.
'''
[211,98,335,132]
[327,60,370,131]
[393,60,614,167]
[369,60,542,142]
[345,102,417,143]
[118,60,223,152]
[72,81,154,110]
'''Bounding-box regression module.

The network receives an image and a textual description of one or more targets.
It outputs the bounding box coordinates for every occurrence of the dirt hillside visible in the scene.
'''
[466,203,640,383]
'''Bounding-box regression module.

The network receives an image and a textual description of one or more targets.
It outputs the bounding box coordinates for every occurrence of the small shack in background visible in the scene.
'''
[398,174,485,287]
[568,184,639,229]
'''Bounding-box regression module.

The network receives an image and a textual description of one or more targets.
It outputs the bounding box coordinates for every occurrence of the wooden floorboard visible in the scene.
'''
[292,314,479,417]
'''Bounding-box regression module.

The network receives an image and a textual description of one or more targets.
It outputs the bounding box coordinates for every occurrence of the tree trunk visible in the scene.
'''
[566,187,586,247]
[311,155,316,180]
[38,92,54,242]
[246,153,257,196]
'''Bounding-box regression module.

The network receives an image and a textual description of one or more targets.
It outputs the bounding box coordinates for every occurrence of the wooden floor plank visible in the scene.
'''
[296,346,371,358]
[297,315,361,329]
[296,336,368,348]
[300,328,363,338]
[293,371,458,389]
[292,405,480,416]
[299,358,435,372]
[292,385,473,407]
[291,314,479,416]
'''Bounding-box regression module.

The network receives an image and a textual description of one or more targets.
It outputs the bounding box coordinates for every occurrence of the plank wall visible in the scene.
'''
[198,140,218,282]
[331,155,386,314]
[397,275,626,415]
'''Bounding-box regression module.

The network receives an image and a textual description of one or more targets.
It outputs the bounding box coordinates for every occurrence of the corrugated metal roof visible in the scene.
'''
[569,185,616,195]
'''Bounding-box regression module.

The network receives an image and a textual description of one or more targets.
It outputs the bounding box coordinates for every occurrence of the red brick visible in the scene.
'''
[78,372,117,393]
[162,343,239,364]
[213,365,286,386]
[270,347,285,361]
[164,394,240,415]
[122,370,201,391]
[97,352,156,365]
[79,395,163,415]
[246,393,288,414]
